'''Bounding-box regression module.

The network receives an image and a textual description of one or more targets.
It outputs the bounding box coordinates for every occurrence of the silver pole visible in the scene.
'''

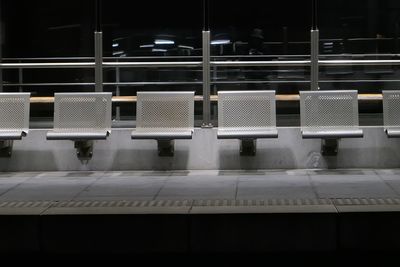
[18,62,23,92]
[202,30,212,127]
[311,29,319,91]
[116,65,121,121]
[0,11,3,92]
[95,31,103,92]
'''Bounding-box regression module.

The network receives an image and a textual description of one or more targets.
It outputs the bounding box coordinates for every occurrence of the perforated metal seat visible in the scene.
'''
[47,93,112,141]
[217,91,278,156]
[300,90,363,139]
[0,93,30,140]
[217,91,278,139]
[131,92,194,140]
[131,92,194,157]
[383,90,400,138]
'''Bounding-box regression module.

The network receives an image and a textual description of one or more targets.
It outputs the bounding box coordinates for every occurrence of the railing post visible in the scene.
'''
[202,30,212,127]
[0,1,3,93]
[94,31,103,92]
[94,0,103,92]
[311,0,319,91]
[18,64,23,92]
[311,30,319,91]
[116,63,121,121]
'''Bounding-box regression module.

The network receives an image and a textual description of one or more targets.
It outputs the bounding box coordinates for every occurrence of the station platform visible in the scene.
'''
[1,169,400,258]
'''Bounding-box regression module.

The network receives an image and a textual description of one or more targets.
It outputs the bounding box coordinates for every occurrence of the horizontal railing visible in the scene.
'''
[28,94,383,104]
[1,59,400,69]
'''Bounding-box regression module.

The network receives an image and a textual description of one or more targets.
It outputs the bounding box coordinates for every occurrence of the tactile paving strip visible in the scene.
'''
[2,198,400,214]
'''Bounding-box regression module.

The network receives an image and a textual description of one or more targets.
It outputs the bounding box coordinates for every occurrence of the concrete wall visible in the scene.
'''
[0,127,399,171]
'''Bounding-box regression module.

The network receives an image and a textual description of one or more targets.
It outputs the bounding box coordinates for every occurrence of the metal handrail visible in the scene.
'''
[319,60,400,66]
[102,61,202,68]
[0,62,95,69]
[1,59,400,69]
[210,60,311,67]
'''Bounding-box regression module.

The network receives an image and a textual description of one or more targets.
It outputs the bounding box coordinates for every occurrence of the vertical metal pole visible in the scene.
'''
[116,65,121,121]
[311,30,319,91]
[311,0,319,91]
[94,31,103,92]
[202,30,212,127]
[18,63,23,92]
[395,21,399,55]
[202,0,212,127]
[0,1,3,93]
[94,0,103,92]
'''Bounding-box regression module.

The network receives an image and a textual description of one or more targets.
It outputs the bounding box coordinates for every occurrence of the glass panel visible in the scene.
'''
[2,0,95,122]
[102,0,203,125]
[210,0,311,126]
[319,0,400,126]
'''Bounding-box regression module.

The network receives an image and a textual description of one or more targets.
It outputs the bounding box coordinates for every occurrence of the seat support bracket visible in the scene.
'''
[321,138,339,156]
[0,140,14,158]
[240,139,257,156]
[74,140,94,161]
[157,140,175,157]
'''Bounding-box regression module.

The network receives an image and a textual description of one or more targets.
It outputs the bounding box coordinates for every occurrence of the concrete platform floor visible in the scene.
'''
[3,169,400,256]
[0,169,399,202]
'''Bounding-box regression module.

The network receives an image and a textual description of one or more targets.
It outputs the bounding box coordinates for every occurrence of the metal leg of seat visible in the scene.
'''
[0,140,13,158]
[74,140,94,161]
[157,140,175,157]
[321,138,339,156]
[240,139,257,156]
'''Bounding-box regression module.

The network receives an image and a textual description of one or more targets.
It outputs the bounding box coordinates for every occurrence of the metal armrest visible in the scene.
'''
[385,129,400,138]
[47,131,110,141]
[217,129,278,139]
[0,131,27,141]
[302,129,364,139]
[131,130,193,140]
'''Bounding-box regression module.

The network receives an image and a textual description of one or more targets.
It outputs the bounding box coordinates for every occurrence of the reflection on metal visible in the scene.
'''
[211,60,310,67]
[202,31,212,128]
[311,30,319,91]
[0,62,95,69]
[95,32,103,92]
[319,60,400,66]
[103,62,202,68]
[7,79,400,88]
[2,59,400,70]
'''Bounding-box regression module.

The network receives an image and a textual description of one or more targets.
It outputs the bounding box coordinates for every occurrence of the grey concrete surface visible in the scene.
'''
[0,127,400,171]
[0,169,399,201]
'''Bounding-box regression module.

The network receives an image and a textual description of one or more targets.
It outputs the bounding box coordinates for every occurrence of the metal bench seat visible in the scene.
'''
[302,129,363,139]
[47,130,110,141]
[383,91,400,138]
[217,128,278,140]
[300,90,363,155]
[0,131,28,141]
[217,91,278,155]
[132,129,193,140]
[47,93,112,160]
[0,93,31,157]
[132,91,195,156]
